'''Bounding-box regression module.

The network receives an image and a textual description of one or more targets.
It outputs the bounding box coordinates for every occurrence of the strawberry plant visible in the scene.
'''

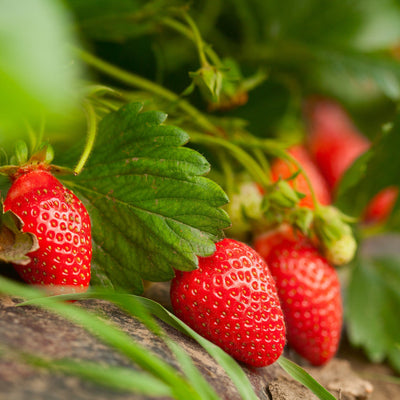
[2,0,400,398]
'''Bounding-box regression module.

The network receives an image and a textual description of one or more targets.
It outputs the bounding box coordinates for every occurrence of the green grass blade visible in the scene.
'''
[49,290,258,400]
[26,355,173,397]
[166,338,221,400]
[278,357,337,400]
[0,277,201,400]
[134,295,259,400]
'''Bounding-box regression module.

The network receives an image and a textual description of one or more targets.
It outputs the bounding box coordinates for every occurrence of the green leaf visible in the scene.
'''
[346,255,400,372]
[62,103,230,292]
[277,357,337,400]
[0,0,83,126]
[335,121,400,218]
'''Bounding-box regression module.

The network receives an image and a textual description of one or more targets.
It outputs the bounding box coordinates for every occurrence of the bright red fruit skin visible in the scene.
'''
[363,186,399,223]
[170,238,286,367]
[266,238,342,365]
[4,168,92,294]
[253,224,297,261]
[271,145,331,209]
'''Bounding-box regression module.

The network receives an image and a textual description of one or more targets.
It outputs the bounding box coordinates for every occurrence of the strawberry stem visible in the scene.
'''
[181,12,210,68]
[189,131,270,187]
[283,152,321,211]
[74,100,97,175]
[73,47,220,136]
[161,17,221,67]
[232,137,321,210]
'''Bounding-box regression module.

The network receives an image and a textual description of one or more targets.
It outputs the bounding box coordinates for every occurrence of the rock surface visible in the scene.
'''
[0,287,374,400]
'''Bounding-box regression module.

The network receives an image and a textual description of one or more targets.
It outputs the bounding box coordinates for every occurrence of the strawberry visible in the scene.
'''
[3,165,92,294]
[363,186,399,223]
[305,97,398,222]
[304,97,370,189]
[253,224,297,261]
[170,238,286,367]
[270,145,331,209]
[265,238,343,365]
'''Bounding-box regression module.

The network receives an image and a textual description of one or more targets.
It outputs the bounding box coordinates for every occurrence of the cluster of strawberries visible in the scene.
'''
[3,98,396,370]
[171,98,398,368]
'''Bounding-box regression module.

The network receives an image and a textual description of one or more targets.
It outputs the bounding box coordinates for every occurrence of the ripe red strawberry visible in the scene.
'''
[253,224,297,261]
[271,145,331,209]
[305,97,370,189]
[3,166,92,294]
[305,97,398,222]
[363,186,399,223]
[265,238,343,365]
[170,238,286,367]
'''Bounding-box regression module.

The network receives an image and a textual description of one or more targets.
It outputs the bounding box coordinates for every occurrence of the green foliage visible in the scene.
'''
[346,255,400,372]
[0,0,83,130]
[336,120,400,222]
[60,103,230,292]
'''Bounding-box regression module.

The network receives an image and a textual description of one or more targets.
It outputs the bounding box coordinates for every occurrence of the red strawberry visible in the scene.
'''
[253,224,297,261]
[305,97,398,222]
[271,145,331,209]
[363,186,399,223]
[305,97,370,189]
[170,238,286,367]
[265,238,343,365]
[3,166,92,294]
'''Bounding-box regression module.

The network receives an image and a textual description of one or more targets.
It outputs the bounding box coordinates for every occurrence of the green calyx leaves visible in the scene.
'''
[189,64,223,104]
[60,102,231,293]
[267,179,306,209]
[314,206,357,266]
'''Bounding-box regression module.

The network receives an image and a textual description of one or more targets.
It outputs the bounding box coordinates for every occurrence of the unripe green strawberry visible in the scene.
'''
[170,238,286,367]
[314,206,356,266]
[3,166,92,294]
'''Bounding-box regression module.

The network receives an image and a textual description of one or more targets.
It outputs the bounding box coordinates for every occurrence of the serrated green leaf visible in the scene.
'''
[346,256,400,372]
[62,103,230,293]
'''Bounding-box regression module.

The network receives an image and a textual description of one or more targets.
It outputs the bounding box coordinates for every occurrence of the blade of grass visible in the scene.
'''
[24,355,173,397]
[0,277,202,400]
[166,339,221,400]
[72,291,259,400]
[278,357,337,400]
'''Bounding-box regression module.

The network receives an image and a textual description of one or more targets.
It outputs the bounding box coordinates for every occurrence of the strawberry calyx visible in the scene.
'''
[0,199,39,265]
[0,143,74,182]
[313,205,357,266]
